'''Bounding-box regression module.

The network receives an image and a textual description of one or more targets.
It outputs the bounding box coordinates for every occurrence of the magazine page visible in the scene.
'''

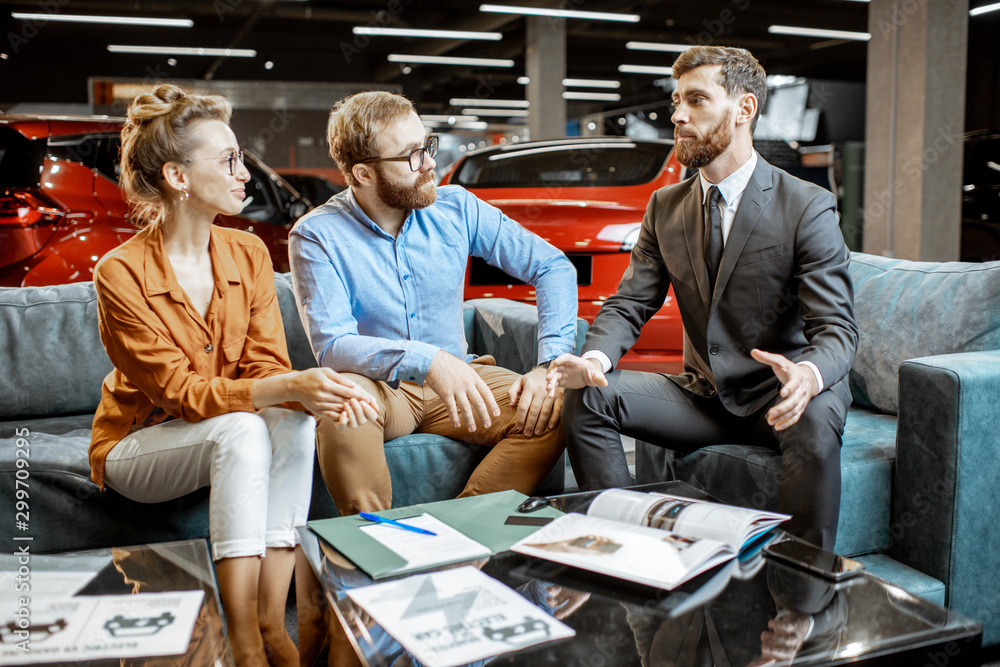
[585,488,669,526]
[346,566,574,667]
[511,513,734,590]
[359,513,491,577]
[653,495,788,551]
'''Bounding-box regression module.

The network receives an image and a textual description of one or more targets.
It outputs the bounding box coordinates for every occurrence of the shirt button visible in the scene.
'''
[409,376,416,381]
[709,345,719,355]
[410,313,416,318]
[403,274,410,280]
[204,344,214,353]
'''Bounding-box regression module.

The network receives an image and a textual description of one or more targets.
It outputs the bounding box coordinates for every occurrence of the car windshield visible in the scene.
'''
[451,142,671,188]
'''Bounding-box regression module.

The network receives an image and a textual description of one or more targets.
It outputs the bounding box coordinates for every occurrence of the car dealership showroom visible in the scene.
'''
[3,1,1000,666]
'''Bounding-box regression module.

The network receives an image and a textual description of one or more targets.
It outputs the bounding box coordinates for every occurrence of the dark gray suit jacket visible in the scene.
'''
[583,156,857,416]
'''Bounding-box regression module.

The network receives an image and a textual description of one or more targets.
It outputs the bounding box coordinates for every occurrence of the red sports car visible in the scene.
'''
[0,115,310,287]
[440,137,687,372]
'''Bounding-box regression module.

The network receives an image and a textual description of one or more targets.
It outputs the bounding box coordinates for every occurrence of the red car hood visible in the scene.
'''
[478,197,646,252]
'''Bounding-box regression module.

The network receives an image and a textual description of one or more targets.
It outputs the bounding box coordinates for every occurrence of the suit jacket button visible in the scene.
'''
[709,345,719,355]
[204,344,214,353]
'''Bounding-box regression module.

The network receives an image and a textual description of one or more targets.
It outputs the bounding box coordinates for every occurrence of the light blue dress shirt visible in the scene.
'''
[288,185,578,385]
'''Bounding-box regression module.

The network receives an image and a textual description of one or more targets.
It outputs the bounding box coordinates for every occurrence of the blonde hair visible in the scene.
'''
[119,83,232,228]
[327,91,416,187]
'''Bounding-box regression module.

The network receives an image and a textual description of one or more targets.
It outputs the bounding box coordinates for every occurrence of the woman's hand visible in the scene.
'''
[289,368,380,428]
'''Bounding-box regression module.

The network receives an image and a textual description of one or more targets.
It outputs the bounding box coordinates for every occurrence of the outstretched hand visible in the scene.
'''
[544,354,608,397]
[751,349,819,431]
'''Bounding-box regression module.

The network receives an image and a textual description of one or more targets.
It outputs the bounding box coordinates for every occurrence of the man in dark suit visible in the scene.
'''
[546,46,857,549]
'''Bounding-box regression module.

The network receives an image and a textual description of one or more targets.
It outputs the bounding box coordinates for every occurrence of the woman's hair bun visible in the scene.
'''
[125,83,189,127]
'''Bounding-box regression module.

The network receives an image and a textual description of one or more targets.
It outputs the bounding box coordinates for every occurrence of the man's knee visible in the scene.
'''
[779,394,845,464]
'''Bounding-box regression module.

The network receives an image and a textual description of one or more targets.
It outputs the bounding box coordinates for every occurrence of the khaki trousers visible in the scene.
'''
[316,357,565,514]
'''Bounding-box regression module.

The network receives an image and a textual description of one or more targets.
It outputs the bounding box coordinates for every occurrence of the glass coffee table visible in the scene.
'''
[0,538,230,666]
[297,482,982,666]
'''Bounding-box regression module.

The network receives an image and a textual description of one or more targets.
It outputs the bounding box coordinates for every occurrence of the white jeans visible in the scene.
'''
[104,408,316,561]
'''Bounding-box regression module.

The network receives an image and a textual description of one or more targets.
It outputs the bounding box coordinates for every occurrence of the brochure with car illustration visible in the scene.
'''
[346,566,575,667]
[0,591,203,665]
[510,489,788,590]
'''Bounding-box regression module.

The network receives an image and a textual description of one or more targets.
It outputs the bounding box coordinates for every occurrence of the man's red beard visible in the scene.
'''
[374,165,437,211]
[674,107,734,169]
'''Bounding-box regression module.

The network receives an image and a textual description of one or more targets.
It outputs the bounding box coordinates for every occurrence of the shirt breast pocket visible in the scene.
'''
[735,242,784,268]
[222,339,244,373]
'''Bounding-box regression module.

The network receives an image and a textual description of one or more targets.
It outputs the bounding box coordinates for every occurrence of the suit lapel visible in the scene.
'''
[711,159,774,310]
[679,178,712,306]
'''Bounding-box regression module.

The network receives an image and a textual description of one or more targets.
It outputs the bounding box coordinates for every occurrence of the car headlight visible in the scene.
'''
[596,222,643,252]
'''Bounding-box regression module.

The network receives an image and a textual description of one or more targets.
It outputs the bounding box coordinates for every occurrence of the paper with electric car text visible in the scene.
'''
[346,566,574,667]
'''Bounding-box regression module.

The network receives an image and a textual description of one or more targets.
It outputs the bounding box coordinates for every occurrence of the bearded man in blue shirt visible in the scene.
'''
[289,91,579,515]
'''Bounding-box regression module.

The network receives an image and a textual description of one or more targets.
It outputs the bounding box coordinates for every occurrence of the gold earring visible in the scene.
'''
[180,187,190,202]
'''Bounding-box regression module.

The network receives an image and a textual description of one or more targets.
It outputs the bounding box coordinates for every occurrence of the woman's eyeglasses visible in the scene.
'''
[360,135,439,172]
[184,150,245,176]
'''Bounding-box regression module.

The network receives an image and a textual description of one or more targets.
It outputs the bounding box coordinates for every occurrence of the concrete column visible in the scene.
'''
[863,0,968,260]
[526,16,566,140]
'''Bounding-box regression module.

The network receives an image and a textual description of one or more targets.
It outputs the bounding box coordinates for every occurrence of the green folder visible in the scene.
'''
[307,489,564,580]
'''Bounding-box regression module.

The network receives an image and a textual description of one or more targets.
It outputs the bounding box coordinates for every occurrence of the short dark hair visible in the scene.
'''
[673,46,767,133]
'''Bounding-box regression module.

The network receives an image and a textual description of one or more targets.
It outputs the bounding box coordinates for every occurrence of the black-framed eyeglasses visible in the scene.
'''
[184,150,245,176]
[360,135,439,172]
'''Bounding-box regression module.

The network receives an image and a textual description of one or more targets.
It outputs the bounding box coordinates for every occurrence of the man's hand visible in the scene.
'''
[747,612,811,666]
[544,353,608,396]
[751,349,819,431]
[543,585,591,620]
[509,367,563,437]
[289,367,380,429]
[425,350,501,432]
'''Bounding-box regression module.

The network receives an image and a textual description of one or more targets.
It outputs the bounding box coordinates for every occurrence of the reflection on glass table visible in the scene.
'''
[298,481,982,667]
[0,539,230,667]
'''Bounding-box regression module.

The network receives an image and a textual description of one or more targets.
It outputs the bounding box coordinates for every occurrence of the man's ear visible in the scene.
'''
[735,93,758,128]
[352,162,376,187]
[161,161,188,195]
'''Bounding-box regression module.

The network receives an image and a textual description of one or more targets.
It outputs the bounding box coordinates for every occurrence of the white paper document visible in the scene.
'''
[360,513,491,576]
[347,566,575,667]
[0,591,204,665]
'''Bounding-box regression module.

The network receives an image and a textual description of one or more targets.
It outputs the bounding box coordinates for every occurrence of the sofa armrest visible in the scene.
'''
[893,350,1000,644]
[465,298,587,376]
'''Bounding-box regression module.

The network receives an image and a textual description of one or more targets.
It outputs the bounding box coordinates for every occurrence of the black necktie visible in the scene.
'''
[704,185,724,293]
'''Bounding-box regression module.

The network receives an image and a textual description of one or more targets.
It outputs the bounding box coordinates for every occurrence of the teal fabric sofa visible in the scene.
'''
[634,252,1000,646]
[0,275,586,555]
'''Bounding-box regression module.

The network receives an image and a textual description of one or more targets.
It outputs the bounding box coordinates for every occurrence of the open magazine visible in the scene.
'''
[511,489,788,590]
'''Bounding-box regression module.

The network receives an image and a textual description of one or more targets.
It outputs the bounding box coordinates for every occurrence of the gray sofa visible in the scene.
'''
[0,275,586,555]
[636,252,1000,646]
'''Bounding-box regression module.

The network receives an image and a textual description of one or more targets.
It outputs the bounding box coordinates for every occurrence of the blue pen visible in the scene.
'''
[359,512,437,536]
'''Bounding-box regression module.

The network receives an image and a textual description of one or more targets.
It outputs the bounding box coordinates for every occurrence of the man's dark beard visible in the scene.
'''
[674,108,734,169]
[374,165,437,211]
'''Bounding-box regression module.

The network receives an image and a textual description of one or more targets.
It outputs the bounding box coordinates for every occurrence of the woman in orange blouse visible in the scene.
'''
[90,84,377,667]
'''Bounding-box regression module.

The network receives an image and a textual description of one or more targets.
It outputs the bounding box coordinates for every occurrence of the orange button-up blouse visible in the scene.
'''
[89,225,295,488]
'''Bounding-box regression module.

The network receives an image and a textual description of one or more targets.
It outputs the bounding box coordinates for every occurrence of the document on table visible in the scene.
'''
[0,590,204,665]
[359,513,491,577]
[347,566,575,667]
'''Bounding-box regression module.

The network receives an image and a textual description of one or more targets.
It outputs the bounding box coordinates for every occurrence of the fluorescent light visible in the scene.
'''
[420,114,480,122]
[489,142,636,160]
[768,25,871,41]
[971,2,1000,15]
[423,121,491,130]
[108,45,257,57]
[626,41,691,52]
[388,54,514,67]
[619,64,673,75]
[563,78,620,89]
[563,91,621,101]
[12,12,193,27]
[352,27,502,40]
[479,3,639,22]
[461,108,530,117]
[517,76,530,84]
[450,98,529,108]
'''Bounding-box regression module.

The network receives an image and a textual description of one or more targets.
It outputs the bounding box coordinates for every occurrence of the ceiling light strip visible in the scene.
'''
[625,41,691,53]
[971,2,1000,15]
[353,27,502,40]
[420,114,481,122]
[108,45,256,57]
[12,12,193,27]
[618,64,673,75]
[479,4,639,23]
[388,54,514,67]
[461,108,530,117]
[449,98,529,108]
[562,78,620,89]
[768,25,871,41]
[563,91,621,101]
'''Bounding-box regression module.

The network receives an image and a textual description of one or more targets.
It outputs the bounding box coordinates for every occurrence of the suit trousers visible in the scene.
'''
[563,370,847,549]
[315,357,566,515]
[104,408,316,560]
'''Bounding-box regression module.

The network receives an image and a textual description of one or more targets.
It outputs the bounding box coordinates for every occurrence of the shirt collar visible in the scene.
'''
[700,150,758,207]
[344,187,410,239]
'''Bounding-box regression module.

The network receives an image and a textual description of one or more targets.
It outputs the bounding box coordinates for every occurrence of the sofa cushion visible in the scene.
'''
[848,253,1000,414]
[0,283,112,419]
[634,406,897,557]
